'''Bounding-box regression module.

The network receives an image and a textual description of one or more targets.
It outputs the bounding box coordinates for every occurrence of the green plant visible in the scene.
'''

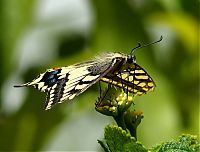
[96,86,199,152]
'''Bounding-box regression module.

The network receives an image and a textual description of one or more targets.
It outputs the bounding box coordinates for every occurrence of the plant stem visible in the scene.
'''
[127,124,137,139]
[113,112,126,130]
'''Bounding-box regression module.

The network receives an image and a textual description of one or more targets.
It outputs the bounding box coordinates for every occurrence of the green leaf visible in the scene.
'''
[150,134,200,152]
[97,139,110,152]
[99,125,147,152]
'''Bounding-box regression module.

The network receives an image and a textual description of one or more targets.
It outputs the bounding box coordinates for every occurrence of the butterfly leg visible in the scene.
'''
[126,73,129,99]
[103,83,111,100]
[100,79,114,101]
[98,81,102,96]
[118,71,126,93]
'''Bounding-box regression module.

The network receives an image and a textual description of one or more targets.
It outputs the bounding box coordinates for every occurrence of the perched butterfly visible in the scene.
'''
[14,36,162,110]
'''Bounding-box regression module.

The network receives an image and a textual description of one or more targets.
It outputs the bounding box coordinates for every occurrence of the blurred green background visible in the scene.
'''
[0,0,199,151]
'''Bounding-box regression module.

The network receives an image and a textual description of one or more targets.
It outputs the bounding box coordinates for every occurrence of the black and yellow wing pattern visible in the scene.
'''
[101,62,155,96]
[14,52,155,110]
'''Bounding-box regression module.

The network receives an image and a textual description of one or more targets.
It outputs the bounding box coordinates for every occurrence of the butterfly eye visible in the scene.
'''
[127,55,133,63]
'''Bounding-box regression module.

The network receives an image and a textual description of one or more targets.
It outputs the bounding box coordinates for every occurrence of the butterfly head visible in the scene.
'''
[127,54,136,63]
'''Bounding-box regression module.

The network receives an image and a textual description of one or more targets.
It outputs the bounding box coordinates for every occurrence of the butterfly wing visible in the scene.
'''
[14,55,123,110]
[101,63,155,96]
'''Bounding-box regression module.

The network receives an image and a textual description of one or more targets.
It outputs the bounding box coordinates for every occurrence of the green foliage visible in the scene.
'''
[95,86,143,137]
[99,126,200,152]
[150,134,200,152]
[96,87,199,152]
[98,125,147,152]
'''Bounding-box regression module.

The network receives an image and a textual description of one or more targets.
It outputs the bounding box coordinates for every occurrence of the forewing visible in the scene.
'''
[101,63,155,96]
[44,58,123,110]
[14,56,121,110]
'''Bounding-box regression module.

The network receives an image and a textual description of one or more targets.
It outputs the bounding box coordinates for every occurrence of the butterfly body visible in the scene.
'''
[14,52,155,110]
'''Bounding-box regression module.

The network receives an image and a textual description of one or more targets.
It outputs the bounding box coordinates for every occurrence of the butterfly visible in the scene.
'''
[14,36,162,110]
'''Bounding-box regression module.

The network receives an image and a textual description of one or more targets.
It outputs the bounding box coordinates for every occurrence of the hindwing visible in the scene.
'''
[14,55,123,110]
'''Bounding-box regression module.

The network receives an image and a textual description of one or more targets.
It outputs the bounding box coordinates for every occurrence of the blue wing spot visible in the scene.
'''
[41,69,61,87]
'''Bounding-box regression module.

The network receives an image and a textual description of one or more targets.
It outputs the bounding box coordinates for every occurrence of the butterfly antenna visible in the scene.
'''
[131,43,142,54]
[131,35,163,54]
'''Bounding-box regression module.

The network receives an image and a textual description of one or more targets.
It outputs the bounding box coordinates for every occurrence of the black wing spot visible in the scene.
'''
[41,69,61,87]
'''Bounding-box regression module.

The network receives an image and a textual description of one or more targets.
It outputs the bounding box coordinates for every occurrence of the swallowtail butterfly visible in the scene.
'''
[14,36,162,110]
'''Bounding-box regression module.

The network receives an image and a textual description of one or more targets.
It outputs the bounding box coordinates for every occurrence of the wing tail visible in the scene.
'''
[14,82,32,87]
